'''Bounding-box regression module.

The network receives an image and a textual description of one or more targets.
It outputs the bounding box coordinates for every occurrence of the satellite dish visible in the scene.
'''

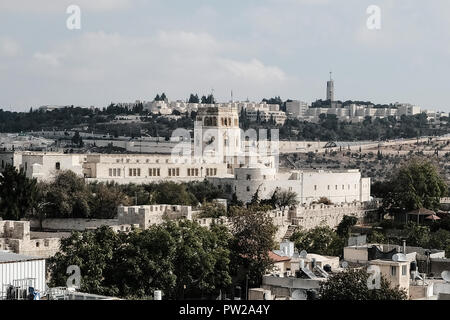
[299,250,308,258]
[341,261,348,269]
[291,289,307,301]
[392,253,408,262]
[442,271,450,283]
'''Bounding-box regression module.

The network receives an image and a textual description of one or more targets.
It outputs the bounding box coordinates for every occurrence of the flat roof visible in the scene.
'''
[0,251,44,264]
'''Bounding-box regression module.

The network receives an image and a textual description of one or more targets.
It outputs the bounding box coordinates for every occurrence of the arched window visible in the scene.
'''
[55,162,61,170]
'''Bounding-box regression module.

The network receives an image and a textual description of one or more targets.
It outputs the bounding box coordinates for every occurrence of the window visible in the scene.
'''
[157,168,160,176]
[149,168,153,176]
[137,168,141,176]
[109,168,113,176]
[327,185,330,190]
[195,168,199,176]
[335,185,338,190]
[246,186,250,192]
[246,174,251,180]
[391,266,397,276]
[129,168,132,176]
[187,168,191,176]
[117,168,121,176]
[314,185,317,191]
[55,162,61,170]
[113,168,117,176]
[402,265,407,276]
[176,168,179,176]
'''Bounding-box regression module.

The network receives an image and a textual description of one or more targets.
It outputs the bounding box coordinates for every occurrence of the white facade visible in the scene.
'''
[209,165,370,205]
[0,151,83,182]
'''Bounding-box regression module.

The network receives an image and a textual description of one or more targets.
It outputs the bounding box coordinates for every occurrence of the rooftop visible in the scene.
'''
[0,251,44,264]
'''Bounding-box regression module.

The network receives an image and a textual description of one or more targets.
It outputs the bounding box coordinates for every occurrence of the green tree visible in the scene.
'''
[404,222,431,247]
[188,94,200,103]
[273,189,299,211]
[109,225,177,298]
[88,182,130,218]
[290,225,343,257]
[199,202,227,218]
[230,206,277,288]
[44,171,90,218]
[0,164,37,220]
[167,220,232,299]
[382,159,447,212]
[429,229,450,256]
[336,215,358,238]
[48,226,122,296]
[151,182,197,206]
[319,268,407,300]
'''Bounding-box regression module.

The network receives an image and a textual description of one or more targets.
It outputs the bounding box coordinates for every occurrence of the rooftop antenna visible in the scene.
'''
[329,71,333,81]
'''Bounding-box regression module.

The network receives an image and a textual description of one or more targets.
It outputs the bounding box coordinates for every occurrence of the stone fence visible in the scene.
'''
[29,218,119,231]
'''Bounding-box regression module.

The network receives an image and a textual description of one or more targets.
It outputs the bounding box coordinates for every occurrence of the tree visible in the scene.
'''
[319,268,407,300]
[273,190,299,210]
[230,206,277,288]
[44,171,91,218]
[199,202,227,219]
[317,197,332,205]
[48,221,233,299]
[382,159,448,212]
[109,225,177,298]
[290,225,343,257]
[336,215,358,238]
[404,222,431,247]
[71,131,84,147]
[48,226,122,296]
[151,182,197,206]
[88,183,130,219]
[0,164,37,220]
[429,229,450,256]
[201,94,215,104]
[188,94,200,103]
[166,220,232,299]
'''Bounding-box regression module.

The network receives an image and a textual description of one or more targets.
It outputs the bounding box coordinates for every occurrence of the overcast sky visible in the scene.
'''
[1,0,450,112]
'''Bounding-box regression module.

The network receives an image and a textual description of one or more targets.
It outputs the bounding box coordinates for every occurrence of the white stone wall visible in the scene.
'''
[290,202,368,230]
[210,167,371,206]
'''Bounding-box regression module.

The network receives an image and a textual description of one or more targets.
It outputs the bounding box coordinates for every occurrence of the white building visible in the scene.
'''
[286,100,308,119]
[0,151,83,182]
[209,164,370,205]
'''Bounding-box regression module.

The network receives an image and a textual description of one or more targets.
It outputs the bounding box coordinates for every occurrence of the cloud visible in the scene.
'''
[6,30,292,108]
[0,37,21,57]
[0,0,132,13]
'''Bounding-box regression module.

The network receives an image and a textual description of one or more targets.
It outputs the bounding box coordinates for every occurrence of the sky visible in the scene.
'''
[1,0,450,112]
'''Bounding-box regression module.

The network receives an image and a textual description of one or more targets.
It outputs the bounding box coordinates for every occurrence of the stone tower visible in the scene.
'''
[194,105,242,163]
